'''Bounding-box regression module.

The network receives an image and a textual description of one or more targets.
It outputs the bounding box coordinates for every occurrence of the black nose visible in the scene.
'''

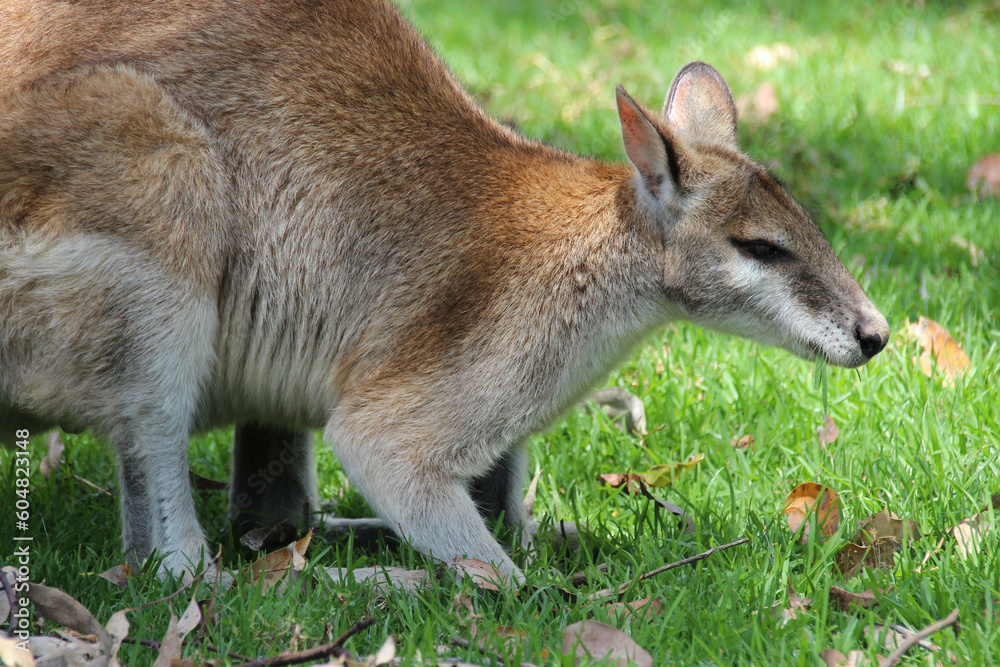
[856,324,887,359]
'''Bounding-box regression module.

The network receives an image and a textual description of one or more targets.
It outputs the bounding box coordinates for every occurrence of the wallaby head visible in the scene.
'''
[616,62,888,368]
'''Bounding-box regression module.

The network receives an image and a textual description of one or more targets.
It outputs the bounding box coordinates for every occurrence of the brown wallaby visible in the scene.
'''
[0,0,888,583]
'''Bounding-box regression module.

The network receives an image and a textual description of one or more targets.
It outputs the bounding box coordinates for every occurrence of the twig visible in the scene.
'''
[230,616,377,667]
[585,537,750,602]
[449,636,505,666]
[880,609,959,667]
[74,474,114,496]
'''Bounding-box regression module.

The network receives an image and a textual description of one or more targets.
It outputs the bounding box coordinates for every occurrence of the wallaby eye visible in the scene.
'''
[734,239,788,262]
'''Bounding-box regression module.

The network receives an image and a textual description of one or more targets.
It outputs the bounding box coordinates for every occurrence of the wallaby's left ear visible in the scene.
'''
[663,61,739,149]
[616,84,681,200]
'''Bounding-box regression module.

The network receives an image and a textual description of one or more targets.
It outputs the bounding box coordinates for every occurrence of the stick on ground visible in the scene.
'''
[585,537,750,603]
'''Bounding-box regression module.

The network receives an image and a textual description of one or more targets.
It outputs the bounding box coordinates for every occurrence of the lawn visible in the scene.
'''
[3,0,998,665]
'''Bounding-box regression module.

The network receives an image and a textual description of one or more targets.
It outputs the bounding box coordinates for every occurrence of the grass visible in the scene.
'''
[3,0,999,664]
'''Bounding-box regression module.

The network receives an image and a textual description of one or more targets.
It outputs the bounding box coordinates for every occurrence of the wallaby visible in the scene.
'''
[0,0,888,583]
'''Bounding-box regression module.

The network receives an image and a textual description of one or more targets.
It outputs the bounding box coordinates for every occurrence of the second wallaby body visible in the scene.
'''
[0,0,887,581]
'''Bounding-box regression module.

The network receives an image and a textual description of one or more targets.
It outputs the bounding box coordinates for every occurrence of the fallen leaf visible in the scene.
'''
[176,596,202,641]
[40,431,65,478]
[585,387,647,435]
[643,453,704,488]
[769,586,812,626]
[95,564,132,589]
[606,597,665,622]
[371,635,396,666]
[104,610,130,663]
[731,434,754,450]
[523,469,542,517]
[600,472,696,533]
[828,585,886,612]
[24,584,109,646]
[562,620,653,667]
[951,511,994,560]
[745,42,797,70]
[966,153,1000,198]
[820,648,870,666]
[151,614,181,667]
[817,415,839,448]
[245,530,312,593]
[447,558,507,591]
[783,483,841,542]
[599,472,645,494]
[240,519,299,552]
[855,509,920,545]
[835,539,900,578]
[496,626,528,655]
[909,316,970,384]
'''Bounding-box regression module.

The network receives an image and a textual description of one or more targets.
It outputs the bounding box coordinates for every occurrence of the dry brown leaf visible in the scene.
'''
[783,483,841,542]
[817,415,839,448]
[909,316,970,383]
[599,472,645,494]
[447,558,507,591]
[731,434,755,450]
[495,626,528,655]
[245,529,312,592]
[820,648,871,666]
[95,564,132,589]
[151,614,181,667]
[951,512,994,560]
[176,596,202,641]
[561,620,653,667]
[24,584,108,645]
[856,509,920,544]
[523,469,542,517]
[606,597,665,622]
[828,585,886,612]
[104,610,130,663]
[836,539,900,578]
[966,153,1000,198]
[600,471,696,533]
[40,431,65,478]
[769,586,812,626]
[643,453,704,488]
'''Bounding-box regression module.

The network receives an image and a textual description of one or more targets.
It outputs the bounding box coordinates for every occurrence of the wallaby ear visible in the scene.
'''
[663,61,738,149]
[616,84,680,200]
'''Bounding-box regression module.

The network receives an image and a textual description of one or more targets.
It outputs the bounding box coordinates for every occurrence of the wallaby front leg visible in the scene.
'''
[329,424,523,582]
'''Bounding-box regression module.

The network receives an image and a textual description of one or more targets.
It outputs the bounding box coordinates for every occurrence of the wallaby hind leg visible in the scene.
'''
[229,423,319,533]
[0,235,218,579]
